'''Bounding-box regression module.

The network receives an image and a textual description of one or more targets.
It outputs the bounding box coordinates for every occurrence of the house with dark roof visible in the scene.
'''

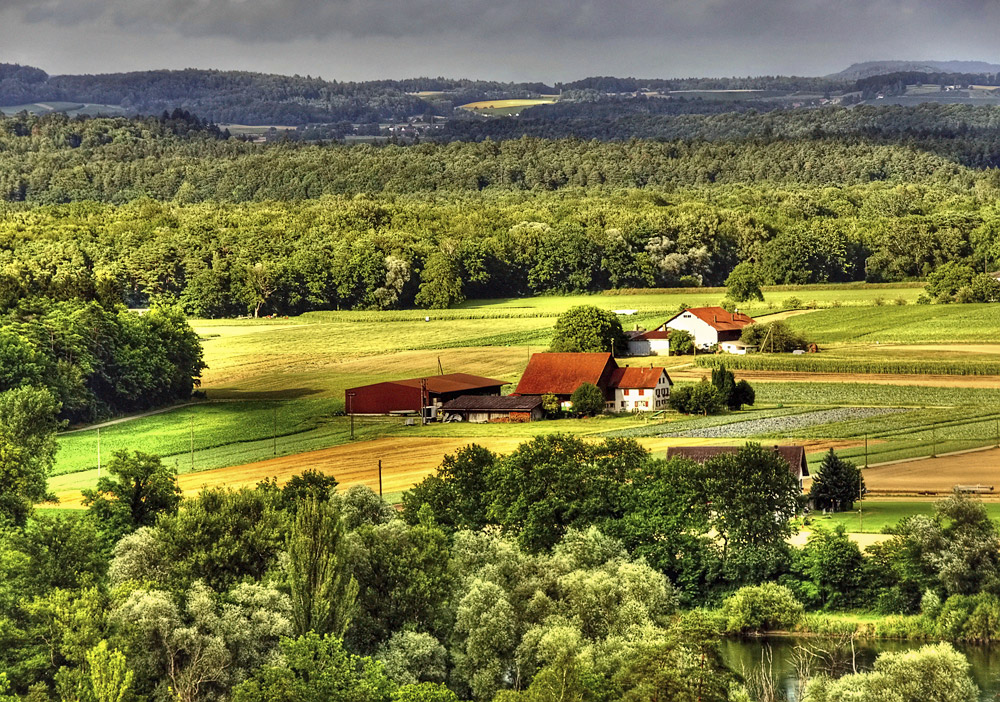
[346,373,508,415]
[666,445,809,490]
[659,307,754,349]
[610,366,672,412]
[440,395,543,423]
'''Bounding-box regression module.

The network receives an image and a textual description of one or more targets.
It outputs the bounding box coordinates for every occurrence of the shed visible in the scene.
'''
[440,395,544,423]
[626,329,671,357]
[346,373,508,415]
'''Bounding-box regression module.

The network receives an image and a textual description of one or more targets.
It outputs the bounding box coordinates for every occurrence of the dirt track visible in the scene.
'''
[864,447,1000,497]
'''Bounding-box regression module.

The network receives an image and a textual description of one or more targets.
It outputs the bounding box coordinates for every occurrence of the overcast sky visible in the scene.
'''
[1,0,999,81]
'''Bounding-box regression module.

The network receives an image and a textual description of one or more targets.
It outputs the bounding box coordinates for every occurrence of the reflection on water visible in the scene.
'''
[720,637,1000,701]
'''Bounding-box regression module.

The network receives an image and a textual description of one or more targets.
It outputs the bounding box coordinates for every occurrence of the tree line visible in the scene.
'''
[2,185,1000,314]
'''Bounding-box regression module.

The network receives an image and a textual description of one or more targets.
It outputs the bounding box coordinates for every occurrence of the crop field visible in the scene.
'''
[784,304,1000,344]
[46,282,1000,516]
[458,98,558,116]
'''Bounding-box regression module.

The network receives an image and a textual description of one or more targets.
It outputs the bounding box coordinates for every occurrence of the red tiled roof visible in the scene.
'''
[636,330,671,340]
[514,353,616,396]
[670,307,754,332]
[666,445,809,478]
[610,366,670,389]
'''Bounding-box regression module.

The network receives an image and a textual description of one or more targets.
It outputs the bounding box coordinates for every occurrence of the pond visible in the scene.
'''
[720,637,1000,701]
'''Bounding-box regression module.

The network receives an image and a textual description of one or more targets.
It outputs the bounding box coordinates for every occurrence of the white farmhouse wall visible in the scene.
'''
[663,312,719,348]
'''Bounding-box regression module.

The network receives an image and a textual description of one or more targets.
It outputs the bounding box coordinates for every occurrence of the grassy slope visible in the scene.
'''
[785,304,1000,344]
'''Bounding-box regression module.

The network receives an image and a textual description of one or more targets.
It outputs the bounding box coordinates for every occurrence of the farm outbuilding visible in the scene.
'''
[666,445,809,491]
[345,373,508,415]
[440,395,544,423]
[626,329,671,356]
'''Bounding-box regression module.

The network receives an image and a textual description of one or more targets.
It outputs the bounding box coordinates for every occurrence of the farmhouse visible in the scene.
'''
[515,352,671,413]
[666,445,810,490]
[660,307,754,349]
[609,366,672,412]
[625,329,671,356]
[440,395,544,423]
[345,373,507,416]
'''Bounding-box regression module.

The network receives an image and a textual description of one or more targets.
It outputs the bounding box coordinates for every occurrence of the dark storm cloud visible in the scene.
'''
[10,0,1000,44]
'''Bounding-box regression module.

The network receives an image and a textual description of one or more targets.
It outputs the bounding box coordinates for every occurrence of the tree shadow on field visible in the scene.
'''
[205,388,324,400]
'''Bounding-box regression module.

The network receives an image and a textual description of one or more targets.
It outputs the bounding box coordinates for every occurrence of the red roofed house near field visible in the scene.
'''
[610,366,673,412]
[666,444,809,491]
[625,329,672,356]
[346,373,508,416]
[515,352,671,413]
[659,307,754,349]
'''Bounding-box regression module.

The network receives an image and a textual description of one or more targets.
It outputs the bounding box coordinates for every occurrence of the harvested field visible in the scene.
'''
[51,434,843,508]
[863,447,1000,497]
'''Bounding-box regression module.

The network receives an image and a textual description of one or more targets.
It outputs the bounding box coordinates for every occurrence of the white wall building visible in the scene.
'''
[660,307,754,349]
[625,330,671,356]
[609,366,672,412]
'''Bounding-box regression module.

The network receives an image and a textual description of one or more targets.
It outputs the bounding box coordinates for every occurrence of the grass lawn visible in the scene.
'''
[806,500,1000,534]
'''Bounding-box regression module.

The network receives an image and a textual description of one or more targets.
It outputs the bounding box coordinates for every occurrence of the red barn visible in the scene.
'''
[345,373,508,415]
[514,352,619,402]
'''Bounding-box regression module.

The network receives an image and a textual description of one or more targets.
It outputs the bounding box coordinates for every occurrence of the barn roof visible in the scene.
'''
[610,366,671,389]
[666,444,809,478]
[441,395,543,411]
[633,330,671,340]
[347,373,507,395]
[667,307,754,332]
[514,353,616,396]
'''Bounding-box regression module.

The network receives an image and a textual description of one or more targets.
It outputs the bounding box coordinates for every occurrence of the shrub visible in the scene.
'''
[722,583,804,634]
[782,296,802,309]
[570,382,606,416]
[669,380,723,415]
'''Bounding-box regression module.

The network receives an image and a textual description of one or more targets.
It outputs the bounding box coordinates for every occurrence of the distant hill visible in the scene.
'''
[830,60,1000,81]
[0,63,555,126]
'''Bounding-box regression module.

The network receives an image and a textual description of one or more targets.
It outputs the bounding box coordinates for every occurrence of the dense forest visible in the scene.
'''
[1,183,999,315]
[3,108,1000,314]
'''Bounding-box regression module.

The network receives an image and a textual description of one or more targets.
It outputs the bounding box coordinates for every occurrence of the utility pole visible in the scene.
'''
[97,427,101,480]
[378,459,383,497]
[272,403,277,457]
[931,426,937,458]
[190,415,195,471]
[864,433,869,468]
[347,392,356,439]
[420,378,428,426]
